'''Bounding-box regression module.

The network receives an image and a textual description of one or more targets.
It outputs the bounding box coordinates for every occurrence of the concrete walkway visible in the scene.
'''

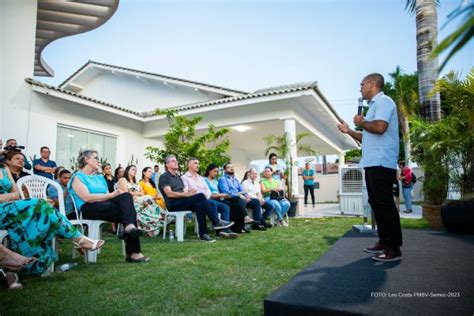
[295,200,422,219]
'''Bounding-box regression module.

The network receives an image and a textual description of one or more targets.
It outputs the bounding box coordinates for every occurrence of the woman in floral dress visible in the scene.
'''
[0,166,104,275]
[116,165,169,236]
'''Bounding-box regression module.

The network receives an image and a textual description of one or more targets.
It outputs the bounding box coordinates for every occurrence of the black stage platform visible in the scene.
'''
[264,229,474,315]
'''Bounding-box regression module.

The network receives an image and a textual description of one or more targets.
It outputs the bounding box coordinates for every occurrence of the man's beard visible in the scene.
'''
[226,171,234,176]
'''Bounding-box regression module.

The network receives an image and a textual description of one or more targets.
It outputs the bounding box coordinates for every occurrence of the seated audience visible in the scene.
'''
[53,166,65,180]
[260,166,290,227]
[116,165,169,237]
[33,146,57,180]
[0,164,104,275]
[47,169,74,219]
[69,150,148,263]
[102,163,115,193]
[218,163,267,232]
[241,168,274,228]
[114,166,124,183]
[138,167,165,209]
[158,155,233,243]
[5,151,30,183]
[182,158,238,239]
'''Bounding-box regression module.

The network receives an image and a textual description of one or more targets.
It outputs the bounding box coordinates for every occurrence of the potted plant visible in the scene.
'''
[264,132,318,217]
[409,70,474,229]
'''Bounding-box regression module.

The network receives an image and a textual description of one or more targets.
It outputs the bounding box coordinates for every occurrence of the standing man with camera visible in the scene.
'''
[4,139,31,170]
[337,73,402,263]
[33,146,57,180]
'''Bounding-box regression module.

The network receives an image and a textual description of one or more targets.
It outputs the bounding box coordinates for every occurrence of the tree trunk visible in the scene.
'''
[403,116,411,164]
[415,0,441,122]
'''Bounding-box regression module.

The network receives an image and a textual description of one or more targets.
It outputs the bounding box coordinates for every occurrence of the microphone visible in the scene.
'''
[357,97,363,116]
[355,98,364,132]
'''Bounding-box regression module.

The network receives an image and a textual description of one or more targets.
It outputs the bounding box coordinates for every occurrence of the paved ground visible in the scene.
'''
[295,200,422,220]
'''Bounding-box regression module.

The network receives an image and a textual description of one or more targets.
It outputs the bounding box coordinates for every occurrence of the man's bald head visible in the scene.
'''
[364,73,385,91]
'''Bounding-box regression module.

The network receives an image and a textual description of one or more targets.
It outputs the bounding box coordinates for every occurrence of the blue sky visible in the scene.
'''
[39,0,473,127]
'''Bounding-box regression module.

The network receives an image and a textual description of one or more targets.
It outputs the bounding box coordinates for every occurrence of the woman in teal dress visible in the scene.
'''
[0,166,104,275]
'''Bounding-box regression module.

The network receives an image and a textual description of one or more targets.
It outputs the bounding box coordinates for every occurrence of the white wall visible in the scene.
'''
[228,147,249,180]
[25,92,148,172]
[76,72,226,113]
[297,173,339,202]
[0,0,37,143]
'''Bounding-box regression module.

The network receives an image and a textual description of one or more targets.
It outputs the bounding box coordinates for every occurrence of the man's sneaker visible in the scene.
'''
[364,242,386,254]
[372,249,402,262]
[218,229,239,239]
[213,220,234,230]
[264,222,273,228]
[403,209,413,213]
[200,234,216,243]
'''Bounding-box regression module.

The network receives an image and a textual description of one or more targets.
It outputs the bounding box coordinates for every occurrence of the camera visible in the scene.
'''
[0,145,25,164]
[3,145,25,151]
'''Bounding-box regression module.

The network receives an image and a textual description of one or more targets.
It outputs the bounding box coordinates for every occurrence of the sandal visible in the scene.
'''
[0,248,36,271]
[73,236,105,253]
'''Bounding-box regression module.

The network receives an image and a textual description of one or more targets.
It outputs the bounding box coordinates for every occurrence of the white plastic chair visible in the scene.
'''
[16,175,66,272]
[163,210,192,242]
[69,197,113,263]
[269,212,290,226]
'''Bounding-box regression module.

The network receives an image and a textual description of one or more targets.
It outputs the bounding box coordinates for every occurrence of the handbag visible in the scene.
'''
[270,190,284,200]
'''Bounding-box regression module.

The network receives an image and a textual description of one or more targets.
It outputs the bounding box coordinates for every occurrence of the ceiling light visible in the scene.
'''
[232,125,251,132]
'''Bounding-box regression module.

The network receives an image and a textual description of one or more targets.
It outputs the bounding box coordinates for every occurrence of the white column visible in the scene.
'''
[284,119,299,197]
[338,153,345,166]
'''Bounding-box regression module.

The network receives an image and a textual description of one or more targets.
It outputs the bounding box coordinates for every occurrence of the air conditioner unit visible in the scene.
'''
[339,166,364,215]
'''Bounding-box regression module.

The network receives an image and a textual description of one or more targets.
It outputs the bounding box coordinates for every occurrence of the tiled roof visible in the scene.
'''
[58,60,248,95]
[27,78,343,123]
[152,81,343,124]
[26,78,142,117]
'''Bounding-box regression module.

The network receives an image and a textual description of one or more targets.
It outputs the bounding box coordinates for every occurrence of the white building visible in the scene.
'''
[1,0,358,200]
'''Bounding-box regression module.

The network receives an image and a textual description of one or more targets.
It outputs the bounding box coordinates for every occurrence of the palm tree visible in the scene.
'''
[264,132,318,199]
[405,0,441,122]
[387,66,419,163]
[433,0,474,71]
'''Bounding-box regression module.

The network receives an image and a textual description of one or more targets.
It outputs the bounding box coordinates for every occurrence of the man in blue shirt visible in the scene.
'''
[218,163,265,232]
[337,73,402,263]
[33,146,57,179]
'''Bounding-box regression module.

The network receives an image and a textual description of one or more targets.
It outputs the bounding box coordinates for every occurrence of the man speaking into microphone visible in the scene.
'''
[337,73,402,263]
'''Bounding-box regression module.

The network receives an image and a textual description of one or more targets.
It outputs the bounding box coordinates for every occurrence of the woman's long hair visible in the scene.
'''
[141,166,156,188]
[204,163,219,178]
[124,165,137,184]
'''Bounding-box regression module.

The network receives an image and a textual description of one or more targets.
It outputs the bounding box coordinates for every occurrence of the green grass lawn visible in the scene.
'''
[1,217,428,315]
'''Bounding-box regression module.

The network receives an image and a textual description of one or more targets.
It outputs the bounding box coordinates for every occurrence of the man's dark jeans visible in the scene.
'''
[168,193,218,237]
[365,166,403,251]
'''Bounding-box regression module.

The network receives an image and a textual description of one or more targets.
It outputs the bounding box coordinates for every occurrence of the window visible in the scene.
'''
[56,125,117,170]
